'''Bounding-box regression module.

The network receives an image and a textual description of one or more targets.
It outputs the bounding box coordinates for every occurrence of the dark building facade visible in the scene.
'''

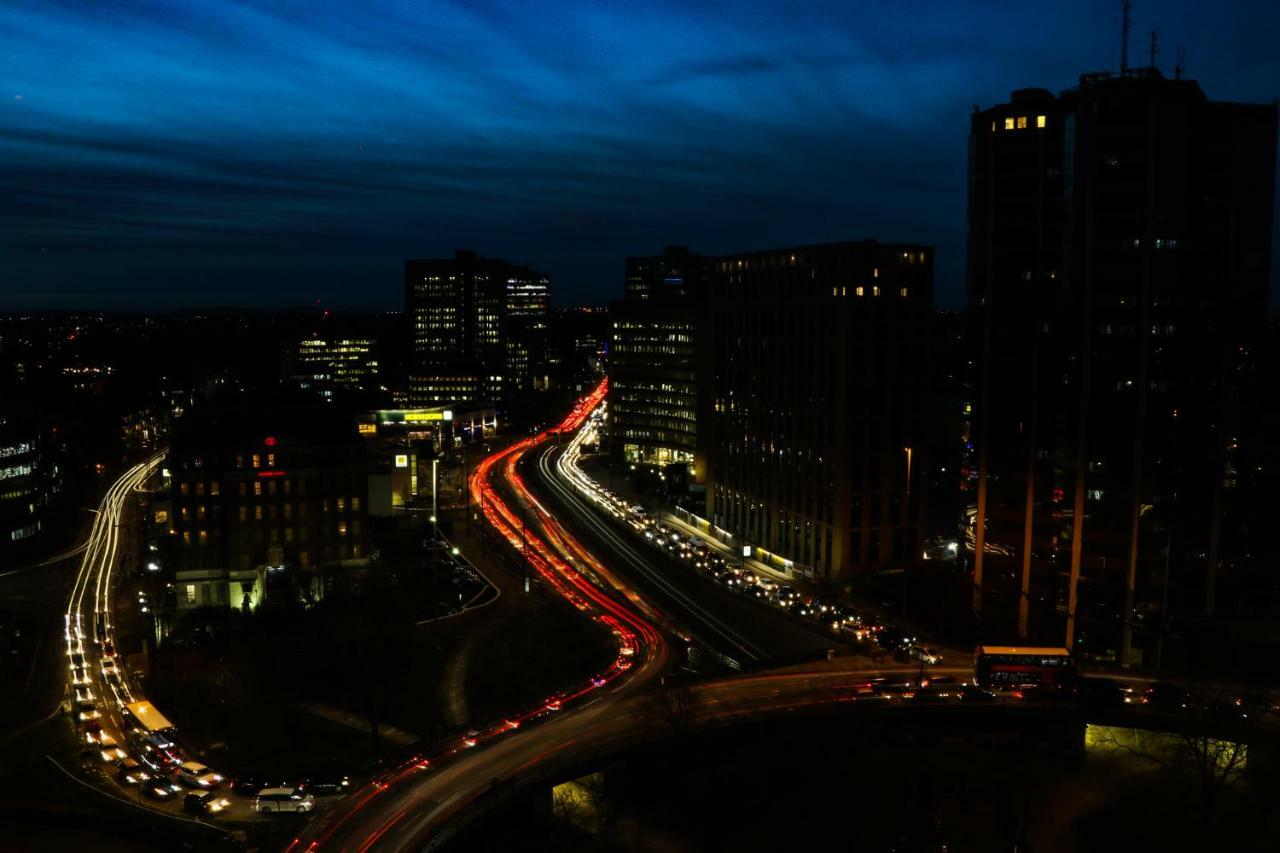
[608,247,707,468]
[968,68,1278,659]
[405,250,549,407]
[167,398,374,609]
[703,241,934,580]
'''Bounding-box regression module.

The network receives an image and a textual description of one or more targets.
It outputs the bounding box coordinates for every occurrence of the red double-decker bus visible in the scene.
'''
[974,646,1075,689]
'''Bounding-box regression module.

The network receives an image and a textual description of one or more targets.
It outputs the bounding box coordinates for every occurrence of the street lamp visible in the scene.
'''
[431,458,439,542]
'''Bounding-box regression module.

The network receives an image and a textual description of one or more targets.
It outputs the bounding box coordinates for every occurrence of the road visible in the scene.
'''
[292,382,966,852]
[529,419,839,668]
[60,453,258,822]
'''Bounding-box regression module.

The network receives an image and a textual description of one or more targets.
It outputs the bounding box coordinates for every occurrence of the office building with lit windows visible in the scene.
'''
[0,412,61,554]
[405,250,549,407]
[289,336,380,400]
[968,68,1277,658]
[167,397,375,609]
[608,247,707,468]
[702,241,934,580]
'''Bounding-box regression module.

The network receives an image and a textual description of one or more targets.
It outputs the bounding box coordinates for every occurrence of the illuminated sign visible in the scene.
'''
[377,409,454,424]
[394,454,409,468]
[264,436,277,447]
[257,470,287,478]
[357,423,377,436]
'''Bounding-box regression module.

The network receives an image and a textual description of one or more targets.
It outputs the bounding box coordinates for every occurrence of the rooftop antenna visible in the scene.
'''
[1120,0,1132,74]
[1148,30,1159,70]
[1175,44,1185,79]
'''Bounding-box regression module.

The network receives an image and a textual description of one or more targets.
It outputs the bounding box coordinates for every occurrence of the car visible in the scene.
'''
[301,775,350,796]
[77,702,101,722]
[74,686,94,703]
[100,658,117,677]
[545,696,563,711]
[462,730,480,748]
[143,778,180,801]
[1142,682,1189,712]
[71,666,89,686]
[100,746,127,763]
[183,791,231,815]
[69,652,85,668]
[591,675,607,687]
[1075,677,1126,708]
[958,684,998,703]
[255,787,315,814]
[102,640,115,658]
[231,776,292,797]
[909,646,942,665]
[178,761,223,788]
[117,758,151,785]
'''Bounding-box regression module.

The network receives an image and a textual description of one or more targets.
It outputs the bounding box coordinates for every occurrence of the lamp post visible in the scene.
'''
[430,457,439,542]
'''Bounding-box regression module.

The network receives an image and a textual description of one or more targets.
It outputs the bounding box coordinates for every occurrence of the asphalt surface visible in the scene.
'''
[529,440,840,668]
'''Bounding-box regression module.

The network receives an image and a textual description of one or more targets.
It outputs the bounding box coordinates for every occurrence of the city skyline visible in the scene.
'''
[4,0,1279,311]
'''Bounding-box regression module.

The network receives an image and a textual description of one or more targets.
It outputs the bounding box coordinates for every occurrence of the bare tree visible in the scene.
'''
[631,679,702,736]
[1089,686,1254,824]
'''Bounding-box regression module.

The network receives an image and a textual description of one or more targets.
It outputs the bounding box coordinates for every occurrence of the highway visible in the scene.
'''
[290,382,969,853]
[291,378,677,851]
[61,453,247,819]
[529,414,839,668]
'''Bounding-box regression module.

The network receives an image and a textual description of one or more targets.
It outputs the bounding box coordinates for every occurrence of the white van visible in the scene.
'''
[255,787,315,814]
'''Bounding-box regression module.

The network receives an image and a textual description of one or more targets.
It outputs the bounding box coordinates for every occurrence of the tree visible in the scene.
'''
[631,679,702,736]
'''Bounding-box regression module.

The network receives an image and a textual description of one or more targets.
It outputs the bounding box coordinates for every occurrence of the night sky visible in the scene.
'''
[3,0,1278,311]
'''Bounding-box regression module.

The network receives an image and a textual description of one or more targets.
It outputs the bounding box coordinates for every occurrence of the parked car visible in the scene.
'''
[255,788,315,814]
[301,775,351,796]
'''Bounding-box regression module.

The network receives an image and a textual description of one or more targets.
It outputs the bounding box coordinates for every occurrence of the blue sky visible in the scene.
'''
[2,0,1277,309]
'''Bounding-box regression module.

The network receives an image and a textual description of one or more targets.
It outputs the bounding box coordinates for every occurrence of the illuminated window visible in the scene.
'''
[253,481,262,496]
[198,530,208,545]
[1017,116,1027,129]
[179,483,189,496]
[855,286,865,297]
[185,584,197,604]
[210,481,219,496]
[991,120,996,132]
[252,454,260,469]
[872,286,881,297]
[180,507,189,521]
[182,531,191,546]
[337,497,346,512]
[1004,117,1015,130]
[900,287,909,297]
[195,482,204,496]
[873,267,880,278]
[338,521,348,537]
[352,497,360,511]
[1036,115,1046,128]
[267,453,275,467]
[255,505,263,520]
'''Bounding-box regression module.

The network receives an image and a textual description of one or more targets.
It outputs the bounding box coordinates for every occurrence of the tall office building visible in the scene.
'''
[608,247,706,468]
[703,241,934,580]
[289,337,380,400]
[623,245,702,300]
[405,250,549,407]
[968,68,1277,658]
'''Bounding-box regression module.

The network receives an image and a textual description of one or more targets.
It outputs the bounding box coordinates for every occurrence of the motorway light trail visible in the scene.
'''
[300,378,671,852]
